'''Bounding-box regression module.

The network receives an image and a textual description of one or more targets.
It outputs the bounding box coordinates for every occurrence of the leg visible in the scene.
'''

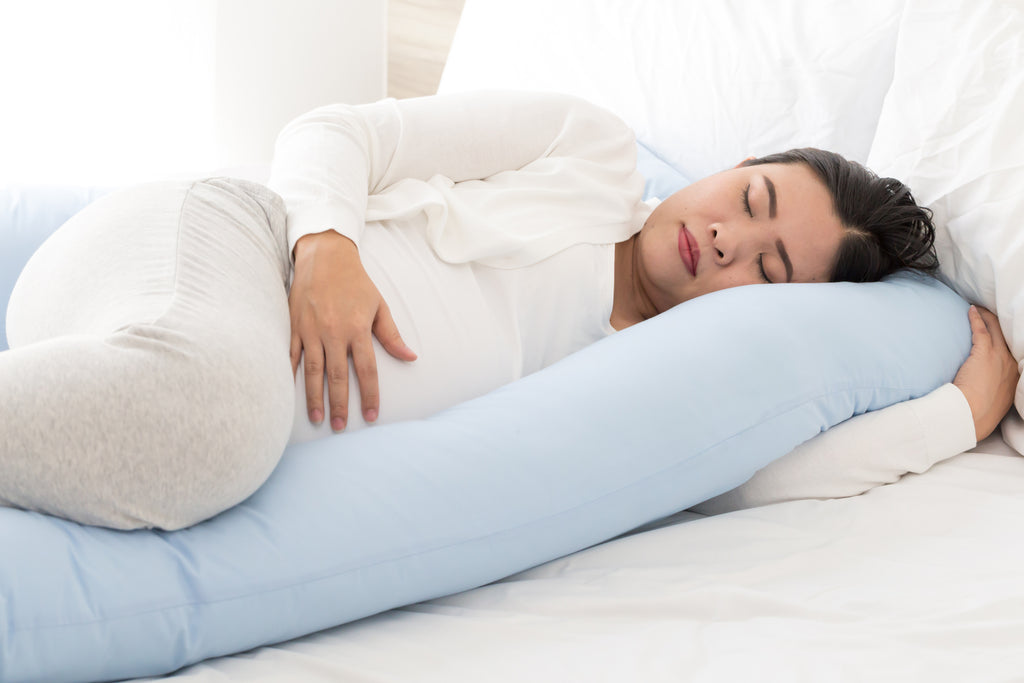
[1,178,295,529]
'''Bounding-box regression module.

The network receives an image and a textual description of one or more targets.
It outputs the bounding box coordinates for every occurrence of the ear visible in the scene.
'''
[735,156,756,169]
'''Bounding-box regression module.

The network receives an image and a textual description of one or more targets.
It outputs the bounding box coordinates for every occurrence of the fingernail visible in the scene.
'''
[311,409,323,424]
[365,409,378,422]
[331,417,345,432]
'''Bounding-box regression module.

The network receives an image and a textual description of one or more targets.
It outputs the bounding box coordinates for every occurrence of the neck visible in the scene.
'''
[610,234,656,330]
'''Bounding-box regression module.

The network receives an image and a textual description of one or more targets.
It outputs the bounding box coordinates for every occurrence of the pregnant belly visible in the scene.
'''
[288,222,519,445]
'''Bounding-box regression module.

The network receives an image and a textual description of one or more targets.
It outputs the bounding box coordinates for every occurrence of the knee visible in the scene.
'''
[127,336,296,529]
[70,359,295,531]
[125,384,294,530]
[107,426,288,531]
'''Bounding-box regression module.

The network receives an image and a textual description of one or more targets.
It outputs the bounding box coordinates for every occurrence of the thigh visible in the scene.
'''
[7,178,291,347]
[1,178,295,529]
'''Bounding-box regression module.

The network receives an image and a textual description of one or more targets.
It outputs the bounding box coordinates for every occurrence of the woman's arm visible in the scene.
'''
[953,306,1020,442]
[269,90,638,256]
[268,91,640,432]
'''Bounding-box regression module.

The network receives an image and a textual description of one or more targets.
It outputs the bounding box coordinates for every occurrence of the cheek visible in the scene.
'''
[693,270,762,299]
[711,268,759,290]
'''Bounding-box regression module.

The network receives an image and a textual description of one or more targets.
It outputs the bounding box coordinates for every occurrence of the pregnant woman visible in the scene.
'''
[1,90,1016,529]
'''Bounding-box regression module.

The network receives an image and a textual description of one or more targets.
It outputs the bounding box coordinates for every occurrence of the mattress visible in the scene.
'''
[141,433,1024,682]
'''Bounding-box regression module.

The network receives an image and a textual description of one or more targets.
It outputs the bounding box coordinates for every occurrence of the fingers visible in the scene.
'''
[967,305,991,351]
[296,333,359,432]
[958,305,1020,442]
[328,306,418,428]
[350,336,380,424]
[290,334,302,378]
[288,238,416,432]
[302,341,327,427]
[323,336,350,432]
[967,305,1010,359]
[975,306,1008,347]
[355,305,417,424]
[296,329,391,432]
[373,303,418,362]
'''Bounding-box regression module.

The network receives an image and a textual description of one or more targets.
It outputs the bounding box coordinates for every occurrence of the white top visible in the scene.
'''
[269,90,977,495]
[269,91,649,442]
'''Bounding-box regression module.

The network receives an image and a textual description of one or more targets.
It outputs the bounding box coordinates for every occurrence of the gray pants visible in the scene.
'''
[1,178,295,530]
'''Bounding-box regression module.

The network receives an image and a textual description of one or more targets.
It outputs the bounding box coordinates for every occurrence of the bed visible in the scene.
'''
[133,436,1024,682]
[3,0,1023,681]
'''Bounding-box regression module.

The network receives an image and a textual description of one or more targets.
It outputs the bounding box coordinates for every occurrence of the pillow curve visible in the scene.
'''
[0,186,112,351]
[0,271,969,683]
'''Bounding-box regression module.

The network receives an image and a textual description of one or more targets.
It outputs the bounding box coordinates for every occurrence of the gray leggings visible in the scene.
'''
[0,178,295,530]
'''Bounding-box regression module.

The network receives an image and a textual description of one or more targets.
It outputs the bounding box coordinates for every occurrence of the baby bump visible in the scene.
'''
[289,221,521,444]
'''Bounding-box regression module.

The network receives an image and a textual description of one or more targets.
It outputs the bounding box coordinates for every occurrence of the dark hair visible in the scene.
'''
[741,148,938,282]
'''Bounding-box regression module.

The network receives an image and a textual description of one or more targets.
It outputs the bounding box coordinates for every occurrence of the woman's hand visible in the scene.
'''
[953,306,1020,442]
[289,231,417,431]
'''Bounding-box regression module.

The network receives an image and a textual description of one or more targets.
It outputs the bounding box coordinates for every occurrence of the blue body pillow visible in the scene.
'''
[0,263,969,682]
[636,142,690,200]
[0,186,112,351]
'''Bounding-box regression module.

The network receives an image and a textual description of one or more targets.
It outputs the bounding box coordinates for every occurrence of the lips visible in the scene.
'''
[677,225,699,277]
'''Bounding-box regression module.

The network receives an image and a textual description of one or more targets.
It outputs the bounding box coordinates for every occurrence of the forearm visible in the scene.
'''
[268,90,640,259]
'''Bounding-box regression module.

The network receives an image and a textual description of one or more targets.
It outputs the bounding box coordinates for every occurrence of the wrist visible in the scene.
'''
[293,230,357,261]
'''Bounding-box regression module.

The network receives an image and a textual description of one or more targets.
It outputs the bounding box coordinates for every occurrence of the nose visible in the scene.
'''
[709,222,735,266]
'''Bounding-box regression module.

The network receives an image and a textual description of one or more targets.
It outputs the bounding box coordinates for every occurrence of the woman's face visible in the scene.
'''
[635,161,846,313]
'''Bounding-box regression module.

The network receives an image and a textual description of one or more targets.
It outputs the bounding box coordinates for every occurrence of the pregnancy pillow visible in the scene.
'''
[1,242,969,683]
[0,185,112,351]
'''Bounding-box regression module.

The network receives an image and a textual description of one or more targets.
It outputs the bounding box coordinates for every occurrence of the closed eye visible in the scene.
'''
[758,254,771,283]
[742,184,753,217]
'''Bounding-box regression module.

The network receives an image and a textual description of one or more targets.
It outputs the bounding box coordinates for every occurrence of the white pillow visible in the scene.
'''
[441,0,905,178]
[692,384,976,515]
[866,0,1024,422]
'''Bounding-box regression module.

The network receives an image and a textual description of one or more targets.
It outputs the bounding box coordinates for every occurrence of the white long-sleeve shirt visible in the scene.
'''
[268,90,976,510]
[270,91,649,442]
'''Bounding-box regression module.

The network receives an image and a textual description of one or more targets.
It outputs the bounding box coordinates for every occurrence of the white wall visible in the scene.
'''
[214,0,387,171]
[0,0,386,185]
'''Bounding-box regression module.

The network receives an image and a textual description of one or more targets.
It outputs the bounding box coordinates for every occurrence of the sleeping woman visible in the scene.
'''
[0,90,1017,530]
[277,90,1017,446]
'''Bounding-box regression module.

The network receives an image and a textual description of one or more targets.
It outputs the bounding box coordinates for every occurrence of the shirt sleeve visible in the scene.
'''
[267,90,642,260]
[691,383,978,515]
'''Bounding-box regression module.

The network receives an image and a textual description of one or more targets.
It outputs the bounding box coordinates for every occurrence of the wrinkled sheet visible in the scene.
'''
[146,434,1024,683]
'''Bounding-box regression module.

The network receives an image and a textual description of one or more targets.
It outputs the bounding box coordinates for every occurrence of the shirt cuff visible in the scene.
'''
[909,383,978,464]
[286,202,363,260]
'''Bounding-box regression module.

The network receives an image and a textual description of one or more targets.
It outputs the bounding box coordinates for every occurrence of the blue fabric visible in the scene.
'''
[0,186,112,351]
[0,268,970,682]
[636,142,691,200]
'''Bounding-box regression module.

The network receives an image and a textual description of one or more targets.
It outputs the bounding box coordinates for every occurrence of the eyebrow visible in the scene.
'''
[761,173,789,281]
[763,174,777,219]
[776,238,793,283]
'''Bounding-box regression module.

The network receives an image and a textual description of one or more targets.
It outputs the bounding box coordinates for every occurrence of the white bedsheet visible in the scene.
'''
[145,434,1024,683]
